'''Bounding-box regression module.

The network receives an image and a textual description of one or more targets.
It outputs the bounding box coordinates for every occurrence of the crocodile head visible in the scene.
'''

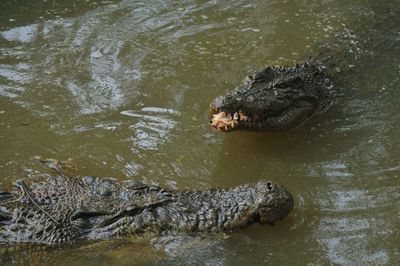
[210,63,332,132]
[252,180,294,224]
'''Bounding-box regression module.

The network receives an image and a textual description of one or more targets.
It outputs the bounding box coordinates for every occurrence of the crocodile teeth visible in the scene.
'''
[238,111,249,121]
[211,112,239,132]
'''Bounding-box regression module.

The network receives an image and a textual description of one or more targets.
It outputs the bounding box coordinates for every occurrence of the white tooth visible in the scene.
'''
[233,112,239,120]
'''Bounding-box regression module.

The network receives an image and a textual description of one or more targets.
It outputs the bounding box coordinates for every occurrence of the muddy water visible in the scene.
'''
[1,0,400,264]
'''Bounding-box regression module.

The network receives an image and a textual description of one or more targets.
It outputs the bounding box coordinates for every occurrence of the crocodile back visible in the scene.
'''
[0,175,84,244]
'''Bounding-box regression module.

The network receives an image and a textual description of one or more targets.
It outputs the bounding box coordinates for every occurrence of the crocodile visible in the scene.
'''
[0,175,293,244]
[209,3,400,132]
[210,62,332,131]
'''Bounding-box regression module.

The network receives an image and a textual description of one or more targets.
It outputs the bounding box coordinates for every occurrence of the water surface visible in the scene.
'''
[1,0,400,264]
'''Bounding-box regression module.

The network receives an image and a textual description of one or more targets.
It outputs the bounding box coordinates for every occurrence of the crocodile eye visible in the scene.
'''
[275,76,302,88]
[274,82,288,89]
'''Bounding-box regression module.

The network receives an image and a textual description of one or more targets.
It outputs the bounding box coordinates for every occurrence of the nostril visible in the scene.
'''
[266,181,272,190]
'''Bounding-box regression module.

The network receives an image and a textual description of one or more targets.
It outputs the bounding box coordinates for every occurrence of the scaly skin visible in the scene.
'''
[0,175,293,244]
[210,63,332,132]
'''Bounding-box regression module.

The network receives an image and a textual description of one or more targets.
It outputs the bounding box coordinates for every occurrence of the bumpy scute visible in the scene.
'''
[0,175,293,244]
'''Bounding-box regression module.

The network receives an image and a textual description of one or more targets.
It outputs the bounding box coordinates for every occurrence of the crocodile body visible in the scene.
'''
[0,175,293,244]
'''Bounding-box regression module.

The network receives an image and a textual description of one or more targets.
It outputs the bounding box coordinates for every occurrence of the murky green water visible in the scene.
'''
[1,0,400,264]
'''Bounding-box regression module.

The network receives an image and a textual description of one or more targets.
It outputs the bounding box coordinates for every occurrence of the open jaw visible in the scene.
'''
[209,104,273,132]
[209,104,249,132]
[209,100,317,132]
[209,103,275,132]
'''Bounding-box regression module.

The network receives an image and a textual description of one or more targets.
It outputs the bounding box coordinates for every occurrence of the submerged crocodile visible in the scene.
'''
[0,175,293,244]
[210,3,399,132]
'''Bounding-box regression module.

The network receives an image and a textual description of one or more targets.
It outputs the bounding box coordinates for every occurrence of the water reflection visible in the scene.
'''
[121,107,178,150]
[1,24,38,43]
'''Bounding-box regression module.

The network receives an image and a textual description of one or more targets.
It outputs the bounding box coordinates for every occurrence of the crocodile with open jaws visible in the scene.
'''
[209,3,399,132]
[210,62,332,131]
[0,175,293,244]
